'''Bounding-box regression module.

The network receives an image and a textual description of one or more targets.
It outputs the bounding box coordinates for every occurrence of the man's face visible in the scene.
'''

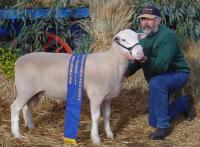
[140,17,160,35]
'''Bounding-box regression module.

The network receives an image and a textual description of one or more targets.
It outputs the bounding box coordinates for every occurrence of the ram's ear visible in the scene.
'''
[113,36,120,42]
[138,33,147,40]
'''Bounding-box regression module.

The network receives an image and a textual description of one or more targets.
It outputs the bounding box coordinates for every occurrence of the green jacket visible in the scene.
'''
[128,25,190,82]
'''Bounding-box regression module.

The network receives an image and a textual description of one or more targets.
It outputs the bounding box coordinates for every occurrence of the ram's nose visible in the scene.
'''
[131,45,145,61]
[139,56,147,63]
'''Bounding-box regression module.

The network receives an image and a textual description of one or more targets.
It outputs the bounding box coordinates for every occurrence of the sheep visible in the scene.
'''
[11,29,146,144]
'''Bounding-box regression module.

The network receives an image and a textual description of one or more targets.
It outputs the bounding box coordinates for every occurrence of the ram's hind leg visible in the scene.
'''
[22,94,40,129]
[11,92,34,138]
[102,100,113,139]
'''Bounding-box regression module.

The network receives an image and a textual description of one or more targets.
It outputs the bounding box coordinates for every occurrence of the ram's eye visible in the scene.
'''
[121,39,126,42]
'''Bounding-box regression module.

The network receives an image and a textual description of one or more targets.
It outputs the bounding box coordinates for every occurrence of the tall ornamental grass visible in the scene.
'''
[183,40,200,100]
[80,0,135,52]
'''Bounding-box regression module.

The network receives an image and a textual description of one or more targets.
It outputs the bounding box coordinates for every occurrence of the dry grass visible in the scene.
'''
[1,73,200,146]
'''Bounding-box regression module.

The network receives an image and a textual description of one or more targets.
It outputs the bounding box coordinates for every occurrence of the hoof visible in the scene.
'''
[26,123,35,129]
[13,132,22,139]
[106,132,114,139]
[91,135,101,144]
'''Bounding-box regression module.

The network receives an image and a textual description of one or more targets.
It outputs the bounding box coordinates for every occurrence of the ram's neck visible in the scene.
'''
[109,43,129,77]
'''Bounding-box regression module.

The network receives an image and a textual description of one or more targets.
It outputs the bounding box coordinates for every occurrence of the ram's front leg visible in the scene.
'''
[90,99,101,144]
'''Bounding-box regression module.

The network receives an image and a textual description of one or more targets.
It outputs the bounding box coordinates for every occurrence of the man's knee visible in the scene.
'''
[149,77,164,91]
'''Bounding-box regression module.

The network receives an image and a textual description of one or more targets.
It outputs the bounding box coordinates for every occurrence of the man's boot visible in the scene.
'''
[149,128,170,140]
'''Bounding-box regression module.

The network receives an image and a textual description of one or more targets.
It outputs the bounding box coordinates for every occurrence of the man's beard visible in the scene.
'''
[142,25,159,36]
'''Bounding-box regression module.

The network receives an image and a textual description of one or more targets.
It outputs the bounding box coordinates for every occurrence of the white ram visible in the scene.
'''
[11,29,146,144]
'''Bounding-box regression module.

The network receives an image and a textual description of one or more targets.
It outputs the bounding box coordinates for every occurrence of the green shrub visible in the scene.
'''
[0,48,19,78]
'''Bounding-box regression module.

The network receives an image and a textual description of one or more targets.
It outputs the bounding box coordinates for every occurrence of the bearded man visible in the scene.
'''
[127,5,196,140]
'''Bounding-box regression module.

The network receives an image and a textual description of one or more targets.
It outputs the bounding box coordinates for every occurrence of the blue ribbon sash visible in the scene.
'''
[64,54,87,144]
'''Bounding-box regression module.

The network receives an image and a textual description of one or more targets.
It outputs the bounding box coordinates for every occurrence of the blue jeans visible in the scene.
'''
[148,71,189,128]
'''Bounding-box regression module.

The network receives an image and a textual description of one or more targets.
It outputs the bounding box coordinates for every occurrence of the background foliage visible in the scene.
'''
[0,0,90,55]
[1,2,72,54]
[0,47,19,78]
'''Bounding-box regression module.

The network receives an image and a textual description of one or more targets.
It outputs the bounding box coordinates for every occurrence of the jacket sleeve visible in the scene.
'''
[126,60,141,76]
[142,33,178,73]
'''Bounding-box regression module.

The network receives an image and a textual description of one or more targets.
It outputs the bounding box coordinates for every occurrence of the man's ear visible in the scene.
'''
[138,33,147,40]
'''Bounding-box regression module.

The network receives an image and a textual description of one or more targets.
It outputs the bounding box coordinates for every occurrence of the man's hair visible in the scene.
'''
[156,16,162,24]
